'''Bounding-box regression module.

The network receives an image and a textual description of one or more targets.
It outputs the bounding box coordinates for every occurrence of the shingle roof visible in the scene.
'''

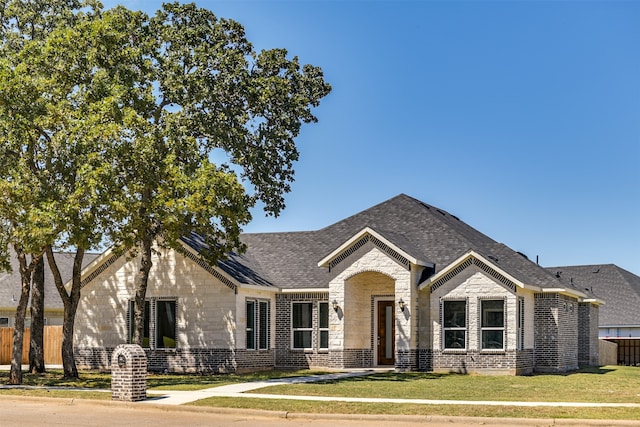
[545,264,640,326]
[229,194,568,291]
[0,252,100,309]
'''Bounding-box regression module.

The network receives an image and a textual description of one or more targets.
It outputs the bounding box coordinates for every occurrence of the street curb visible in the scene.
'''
[0,395,638,426]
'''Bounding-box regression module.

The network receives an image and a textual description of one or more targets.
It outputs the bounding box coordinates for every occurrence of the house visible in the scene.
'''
[0,252,99,327]
[545,264,640,366]
[72,194,602,375]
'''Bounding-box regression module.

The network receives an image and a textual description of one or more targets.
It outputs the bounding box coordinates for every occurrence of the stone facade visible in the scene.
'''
[74,229,601,375]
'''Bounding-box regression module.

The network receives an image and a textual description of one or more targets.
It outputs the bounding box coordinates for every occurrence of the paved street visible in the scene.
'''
[0,397,609,427]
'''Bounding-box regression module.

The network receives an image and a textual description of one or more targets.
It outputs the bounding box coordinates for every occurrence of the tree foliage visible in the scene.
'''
[102,2,331,346]
[0,0,330,375]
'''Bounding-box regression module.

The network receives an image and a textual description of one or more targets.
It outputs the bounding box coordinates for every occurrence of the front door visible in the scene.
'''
[377,300,395,365]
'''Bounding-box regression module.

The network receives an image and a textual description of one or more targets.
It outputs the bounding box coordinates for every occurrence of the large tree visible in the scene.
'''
[0,1,144,379]
[107,2,331,347]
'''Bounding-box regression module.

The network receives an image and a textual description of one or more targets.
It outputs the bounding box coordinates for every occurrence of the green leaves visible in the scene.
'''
[0,0,331,266]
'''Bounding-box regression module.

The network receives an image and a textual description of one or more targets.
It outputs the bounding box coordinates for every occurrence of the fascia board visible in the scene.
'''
[280,288,328,294]
[237,283,280,293]
[317,226,429,268]
[541,287,601,303]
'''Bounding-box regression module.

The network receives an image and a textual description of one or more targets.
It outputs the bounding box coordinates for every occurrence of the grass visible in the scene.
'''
[255,365,640,404]
[190,397,640,420]
[0,369,326,391]
[2,366,640,420]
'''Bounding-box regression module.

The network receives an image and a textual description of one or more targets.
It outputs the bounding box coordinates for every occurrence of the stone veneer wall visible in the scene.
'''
[578,303,599,367]
[275,292,330,369]
[534,293,579,373]
[75,347,275,373]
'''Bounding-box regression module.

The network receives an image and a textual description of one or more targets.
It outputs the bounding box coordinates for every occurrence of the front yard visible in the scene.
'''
[2,366,640,420]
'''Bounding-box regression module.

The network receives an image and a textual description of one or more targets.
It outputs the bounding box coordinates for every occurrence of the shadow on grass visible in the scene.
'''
[0,368,332,389]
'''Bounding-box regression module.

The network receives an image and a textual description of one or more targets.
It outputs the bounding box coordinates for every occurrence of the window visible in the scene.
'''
[246,300,256,350]
[481,299,505,350]
[128,299,175,349]
[129,300,150,347]
[258,300,270,350]
[443,300,466,349]
[319,302,329,350]
[292,302,313,349]
[246,299,270,350]
[517,297,524,351]
[156,300,176,349]
[0,317,8,327]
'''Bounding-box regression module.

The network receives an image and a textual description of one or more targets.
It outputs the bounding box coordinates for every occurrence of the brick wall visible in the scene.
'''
[75,346,275,373]
[578,303,599,367]
[534,293,579,373]
[275,292,330,369]
[431,350,518,374]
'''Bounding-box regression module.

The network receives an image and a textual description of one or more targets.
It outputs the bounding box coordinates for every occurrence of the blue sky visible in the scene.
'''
[102,1,639,275]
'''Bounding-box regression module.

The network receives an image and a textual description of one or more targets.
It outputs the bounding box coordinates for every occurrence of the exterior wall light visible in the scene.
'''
[398,298,406,312]
[332,300,340,312]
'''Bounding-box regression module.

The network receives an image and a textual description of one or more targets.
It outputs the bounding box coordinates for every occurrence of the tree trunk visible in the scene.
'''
[132,234,153,346]
[47,246,84,379]
[9,248,40,385]
[29,255,45,374]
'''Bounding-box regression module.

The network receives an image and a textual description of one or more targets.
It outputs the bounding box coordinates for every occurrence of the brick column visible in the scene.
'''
[111,344,147,402]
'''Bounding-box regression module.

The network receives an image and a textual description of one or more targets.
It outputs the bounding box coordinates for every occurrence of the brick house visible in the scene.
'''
[72,194,602,374]
[545,264,640,366]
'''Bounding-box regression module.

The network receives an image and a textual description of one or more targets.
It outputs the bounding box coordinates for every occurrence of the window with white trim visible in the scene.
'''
[319,302,329,350]
[481,299,505,350]
[246,299,270,350]
[292,302,313,349]
[443,300,467,349]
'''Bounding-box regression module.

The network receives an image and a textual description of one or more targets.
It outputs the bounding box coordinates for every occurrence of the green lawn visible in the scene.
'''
[0,369,325,391]
[256,365,640,404]
[2,366,640,420]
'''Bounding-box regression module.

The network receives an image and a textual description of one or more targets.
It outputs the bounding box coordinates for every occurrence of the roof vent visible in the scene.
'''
[555,271,562,278]
[592,268,600,273]
[488,255,499,263]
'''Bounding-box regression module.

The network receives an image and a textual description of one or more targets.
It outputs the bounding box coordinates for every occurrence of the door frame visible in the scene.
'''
[374,296,395,366]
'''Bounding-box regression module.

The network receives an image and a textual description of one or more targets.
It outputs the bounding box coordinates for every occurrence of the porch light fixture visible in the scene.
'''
[332,300,340,312]
[398,298,406,312]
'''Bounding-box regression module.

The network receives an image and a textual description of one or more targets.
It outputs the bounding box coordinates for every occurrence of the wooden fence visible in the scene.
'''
[0,326,63,365]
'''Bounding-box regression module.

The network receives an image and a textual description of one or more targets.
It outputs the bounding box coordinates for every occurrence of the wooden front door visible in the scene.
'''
[377,300,395,365]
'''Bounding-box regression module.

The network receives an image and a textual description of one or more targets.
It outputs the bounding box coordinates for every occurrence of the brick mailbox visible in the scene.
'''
[111,344,147,401]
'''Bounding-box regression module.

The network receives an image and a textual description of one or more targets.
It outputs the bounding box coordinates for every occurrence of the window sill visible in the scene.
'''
[442,349,467,354]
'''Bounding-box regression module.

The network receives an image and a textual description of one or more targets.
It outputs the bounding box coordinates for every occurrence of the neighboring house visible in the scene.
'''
[545,264,640,366]
[73,194,602,375]
[0,252,99,327]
